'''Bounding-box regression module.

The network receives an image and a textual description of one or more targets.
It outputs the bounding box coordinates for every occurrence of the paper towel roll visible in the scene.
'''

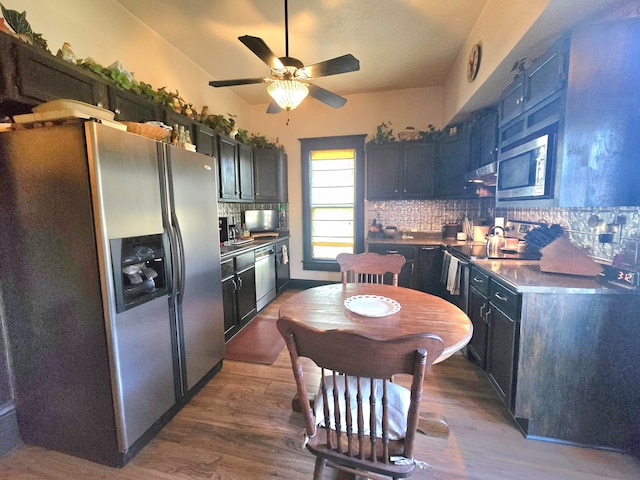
[473,226,490,242]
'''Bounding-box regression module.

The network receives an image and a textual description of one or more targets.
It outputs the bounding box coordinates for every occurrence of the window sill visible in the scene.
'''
[302,260,340,272]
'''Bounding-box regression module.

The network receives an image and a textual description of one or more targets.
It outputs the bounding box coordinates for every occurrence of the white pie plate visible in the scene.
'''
[344,295,401,317]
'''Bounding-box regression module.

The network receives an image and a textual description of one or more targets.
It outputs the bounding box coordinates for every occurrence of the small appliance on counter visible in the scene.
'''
[244,209,280,238]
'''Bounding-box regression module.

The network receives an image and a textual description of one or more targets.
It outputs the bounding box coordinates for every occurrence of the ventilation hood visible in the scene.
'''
[464,161,497,187]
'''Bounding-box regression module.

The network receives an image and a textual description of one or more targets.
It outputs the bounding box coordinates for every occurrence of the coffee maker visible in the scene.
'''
[218,217,230,243]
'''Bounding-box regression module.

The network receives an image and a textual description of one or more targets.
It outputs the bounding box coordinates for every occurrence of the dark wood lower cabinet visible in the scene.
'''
[466,264,640,454]
[467,286,488,369]
[221,253,256,341]
[486,305,517,410]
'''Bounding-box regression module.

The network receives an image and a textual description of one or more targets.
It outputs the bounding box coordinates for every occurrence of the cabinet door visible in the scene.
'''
[275,239,290,294]
[238,142,254,200]
[13,39,108,107]
[525,40,565,110]
[417,246,442,295]
[236,267,257,326]
[222,276,239,341]
[467,287,488,368]
[478,110,498,166]
[435,127,471,198]
[499,75,525,126]
[254,148,279,201]
[367,245,416,289]
[194,123,216,157]
[218,136,239,199]
[403,142,436,198]
[366,144,401,199]
[108,87,161,122]
[487,306,517,410]
[277,152,288,202]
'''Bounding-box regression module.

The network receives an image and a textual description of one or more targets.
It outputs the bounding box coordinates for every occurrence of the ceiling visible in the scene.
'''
[114,0,626,109]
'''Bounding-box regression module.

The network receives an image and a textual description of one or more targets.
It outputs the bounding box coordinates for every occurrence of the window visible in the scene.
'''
[301,135,366,271]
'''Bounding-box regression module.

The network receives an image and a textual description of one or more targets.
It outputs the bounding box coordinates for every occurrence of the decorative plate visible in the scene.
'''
[344,295,401,317]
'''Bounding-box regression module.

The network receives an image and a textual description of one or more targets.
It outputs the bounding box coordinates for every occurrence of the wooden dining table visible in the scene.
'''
[278,283,473,364]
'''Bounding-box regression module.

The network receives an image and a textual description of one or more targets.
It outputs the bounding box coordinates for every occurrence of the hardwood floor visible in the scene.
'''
[1,289,639,479]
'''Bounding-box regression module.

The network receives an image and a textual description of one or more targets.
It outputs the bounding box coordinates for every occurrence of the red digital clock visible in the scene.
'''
[604,265,639,289]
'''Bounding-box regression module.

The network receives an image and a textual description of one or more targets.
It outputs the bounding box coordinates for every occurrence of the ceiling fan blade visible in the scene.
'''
[266,101,283,114]
[209,78,267,87]
[298,54,360,78]
[308,84,347,109]
[239,35,285,70]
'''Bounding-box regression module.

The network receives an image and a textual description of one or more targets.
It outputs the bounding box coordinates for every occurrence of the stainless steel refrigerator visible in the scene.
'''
[0,121,224,466]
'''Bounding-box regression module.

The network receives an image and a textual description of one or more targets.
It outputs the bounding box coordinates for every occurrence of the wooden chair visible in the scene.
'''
[336,252,405,286]
[277,316,444,480]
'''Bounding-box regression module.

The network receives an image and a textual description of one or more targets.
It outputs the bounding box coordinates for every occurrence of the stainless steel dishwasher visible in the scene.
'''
[254,244,276,311]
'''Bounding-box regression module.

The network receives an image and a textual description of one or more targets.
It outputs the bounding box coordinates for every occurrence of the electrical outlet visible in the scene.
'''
[607,223,622,244]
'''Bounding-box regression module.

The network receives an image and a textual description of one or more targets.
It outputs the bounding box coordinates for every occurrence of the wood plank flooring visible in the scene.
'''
[1,290,639,479]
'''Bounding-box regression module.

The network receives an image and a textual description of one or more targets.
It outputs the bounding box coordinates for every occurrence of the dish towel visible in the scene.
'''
[282,245,288,264]
[446,255,460,295]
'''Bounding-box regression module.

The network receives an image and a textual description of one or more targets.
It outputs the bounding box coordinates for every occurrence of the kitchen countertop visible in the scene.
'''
[471,259,636,295]
[367,232,472,247]
[367,232,637,295]
[220,232,289,259]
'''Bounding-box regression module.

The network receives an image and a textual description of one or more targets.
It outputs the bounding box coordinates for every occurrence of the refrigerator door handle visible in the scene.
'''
[171,211,187,304]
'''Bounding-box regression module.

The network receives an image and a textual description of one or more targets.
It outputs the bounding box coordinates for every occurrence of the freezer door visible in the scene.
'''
[165,145,224,393]
[86,123,176,450]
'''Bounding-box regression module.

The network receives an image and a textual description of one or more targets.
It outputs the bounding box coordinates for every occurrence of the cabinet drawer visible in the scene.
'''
[489,280,519,319]
[368,244,416,260]
[221,258,234,280]
[470,267,489,296]
[235,251,255,272]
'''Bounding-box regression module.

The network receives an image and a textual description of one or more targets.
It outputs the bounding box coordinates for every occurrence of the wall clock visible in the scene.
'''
[467,43,481,82]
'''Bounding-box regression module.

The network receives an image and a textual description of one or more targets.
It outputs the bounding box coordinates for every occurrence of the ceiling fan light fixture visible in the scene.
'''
[267,80,309,111]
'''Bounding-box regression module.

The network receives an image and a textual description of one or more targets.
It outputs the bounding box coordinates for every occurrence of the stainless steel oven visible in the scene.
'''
[496,130,555,201]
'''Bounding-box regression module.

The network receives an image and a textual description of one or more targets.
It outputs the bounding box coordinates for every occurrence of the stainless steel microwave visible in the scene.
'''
[496,133,554,200]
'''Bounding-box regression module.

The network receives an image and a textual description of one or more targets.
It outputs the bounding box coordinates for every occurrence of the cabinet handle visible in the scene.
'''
[232,279,238,292]
[97,102,104,108]
[114,108,121,114]
[386,250,399,254]
[472,276,484,284]
[421,247,436,251]
[480,303,485,317]
[485,307,492,321]
[238,277,243,289]
[494,292,508,302]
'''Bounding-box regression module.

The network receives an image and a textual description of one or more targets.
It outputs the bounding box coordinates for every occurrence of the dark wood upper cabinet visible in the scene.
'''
[366,143,402,200]
[366,141,435,200]
[470,109,499,169]
[435,125,472,198]
[218,135,239,200]
[108,87,161,122]
[254,148,288,202]
[217,135,254,201]
[237,142,254,200]
[5,33,108,110]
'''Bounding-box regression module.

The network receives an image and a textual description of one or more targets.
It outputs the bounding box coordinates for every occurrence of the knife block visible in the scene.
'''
[539,236,603,276]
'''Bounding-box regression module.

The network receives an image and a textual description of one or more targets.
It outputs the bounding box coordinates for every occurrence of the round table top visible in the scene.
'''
[279,283,473,363]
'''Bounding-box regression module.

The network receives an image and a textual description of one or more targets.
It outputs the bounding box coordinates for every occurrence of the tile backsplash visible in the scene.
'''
[368,199,640,267]
[218,202,289,231]
[367,198,495,232]
[496,205,640,266]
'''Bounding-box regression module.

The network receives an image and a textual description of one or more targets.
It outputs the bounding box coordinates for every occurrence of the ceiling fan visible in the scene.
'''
[208,0,360,114]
